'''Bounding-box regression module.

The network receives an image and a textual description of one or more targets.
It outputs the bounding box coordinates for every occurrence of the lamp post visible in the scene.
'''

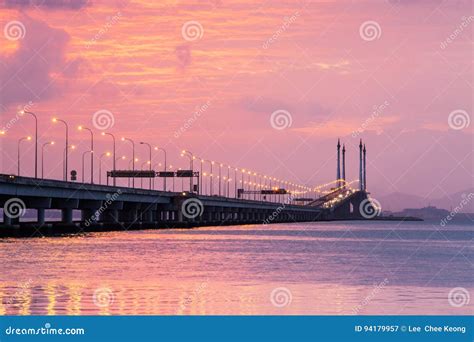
[140,142,153,190]
[240,169,246,199]
[78,126,94,184]
[122,137,135,187]
[82,150,93,183]
[17,136,32,176]
[114,155,126,186]
[52,118,69,181]
[181,150,194,193]
[152,162,162,190]
[41,141,55,179]
[226,165,231,198]
[116,155,126,166]
[140,160,151,188]
[199,159,204,195]
[234,167,238,198]
[127,158,138,187]
[168,164,175,192]
[154,147,167,191]
[202,160,213,195]
[19,111,38,178]
[99,152,111,184]
[102,132,116,186]
[218,163,223,196]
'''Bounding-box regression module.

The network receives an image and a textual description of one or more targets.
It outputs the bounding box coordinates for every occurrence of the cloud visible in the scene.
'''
[0,15,81,108]
[237,95,329,118]
[1,0,90,10]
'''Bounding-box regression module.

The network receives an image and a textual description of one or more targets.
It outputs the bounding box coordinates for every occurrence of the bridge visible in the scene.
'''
[0,138,380,237]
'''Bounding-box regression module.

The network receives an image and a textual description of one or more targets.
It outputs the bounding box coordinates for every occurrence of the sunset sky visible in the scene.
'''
[0,0,472,202]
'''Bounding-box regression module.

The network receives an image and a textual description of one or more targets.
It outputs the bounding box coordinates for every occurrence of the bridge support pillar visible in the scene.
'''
[61,208,73,224]
[3,212,14,226]
[99,209,119,223]
[82,209,97,224]
[37,208,45,226]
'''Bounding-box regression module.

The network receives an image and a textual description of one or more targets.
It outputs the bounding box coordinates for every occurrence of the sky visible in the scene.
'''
[0,0,472,202]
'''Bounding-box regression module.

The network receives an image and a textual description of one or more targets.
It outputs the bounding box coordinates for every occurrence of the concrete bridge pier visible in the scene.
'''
[98,201,123,223]
[53,198,79,225]
[139,204,157,224]
[119,203,141,223]
[2,212,17,226]
[61,208,74,225]
[205,206,214,223]
[24,198,52,226]
[79,200,103,226]
[99,209,119,223]
[81,209,96,222]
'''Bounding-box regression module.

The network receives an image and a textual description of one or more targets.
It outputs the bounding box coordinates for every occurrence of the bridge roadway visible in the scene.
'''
[0,174,354,237]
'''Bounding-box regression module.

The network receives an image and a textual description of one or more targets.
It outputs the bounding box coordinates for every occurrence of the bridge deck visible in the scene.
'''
[0,174,362,237]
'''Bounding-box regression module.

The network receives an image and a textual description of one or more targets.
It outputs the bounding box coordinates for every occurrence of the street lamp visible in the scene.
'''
[115,155,126,165]
[168,164,175,192]
[41,141,55,179]
[17,136,31,176]
[218,163,223,196]
[121,137,135,187]
[127,157,138,187]
[199,159,205,195]
[140,142,153,190]
[181,150,194,193]
[154,147,167,191]
[233,167,238,198]
[102,132,116,186]
[225,165,231,198]
[99,152,111,184]
[52,117,69,181]
[82,150,93,183]
[19,110,38,178]
[78,126,94,184]
[140,160,151,188]
[201,159,214,195]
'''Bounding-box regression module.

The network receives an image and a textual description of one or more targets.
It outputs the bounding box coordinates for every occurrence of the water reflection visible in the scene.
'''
[0,222,472,315]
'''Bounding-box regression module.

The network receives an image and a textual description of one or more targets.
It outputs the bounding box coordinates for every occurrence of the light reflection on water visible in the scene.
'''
[0,221,472,315]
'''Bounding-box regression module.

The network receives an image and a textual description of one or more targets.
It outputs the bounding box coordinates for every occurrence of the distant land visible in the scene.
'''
[378,188,474,213]
[383,206,473,224]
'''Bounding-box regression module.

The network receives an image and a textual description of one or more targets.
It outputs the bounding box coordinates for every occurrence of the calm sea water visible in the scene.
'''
[0,221,472,315]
